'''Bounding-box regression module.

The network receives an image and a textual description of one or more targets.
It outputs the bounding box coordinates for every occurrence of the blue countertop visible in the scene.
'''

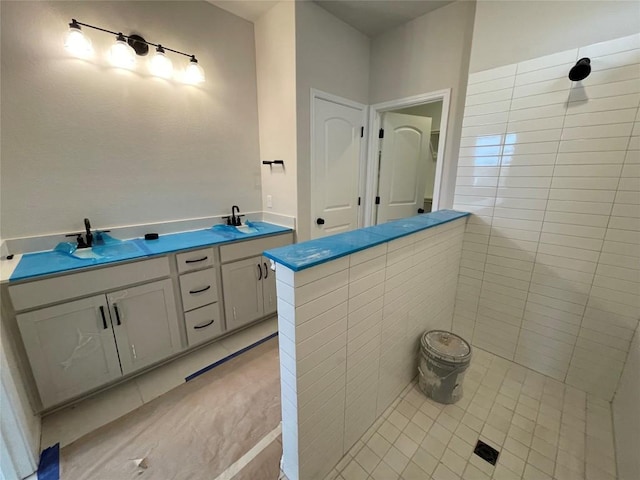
[10,222,292,282]
[263,210,469,272]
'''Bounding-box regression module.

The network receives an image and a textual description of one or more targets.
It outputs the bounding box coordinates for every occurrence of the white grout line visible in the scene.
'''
[213,423,282,480]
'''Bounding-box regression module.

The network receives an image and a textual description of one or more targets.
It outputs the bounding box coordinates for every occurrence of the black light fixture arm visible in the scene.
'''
[70,19,196,59]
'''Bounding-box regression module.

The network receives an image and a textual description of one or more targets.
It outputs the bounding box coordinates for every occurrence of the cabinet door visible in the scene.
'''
[261,256,277,316]
[108,279,181,376]
[16,295,122,409]
[221,256,264,331]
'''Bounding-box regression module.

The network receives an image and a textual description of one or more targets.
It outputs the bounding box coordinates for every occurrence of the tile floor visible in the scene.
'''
[324,347,616,480]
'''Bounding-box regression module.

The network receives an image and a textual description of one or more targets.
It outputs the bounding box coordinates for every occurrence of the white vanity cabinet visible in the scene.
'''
[107,280,180,375]
[221,256,265,330]
[16,295,123,409]
[220,234,292,330]
[177,247,224,347]
[11,257,179,409]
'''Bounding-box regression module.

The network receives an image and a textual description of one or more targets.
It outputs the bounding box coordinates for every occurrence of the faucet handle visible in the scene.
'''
[235,215,245,226]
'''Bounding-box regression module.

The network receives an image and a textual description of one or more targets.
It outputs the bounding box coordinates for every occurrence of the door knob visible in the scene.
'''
[418,208,425,214]
[316,218,325,225]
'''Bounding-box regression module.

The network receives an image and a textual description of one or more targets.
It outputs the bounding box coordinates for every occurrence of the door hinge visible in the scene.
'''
[360,126,364,138]
[378,128,384,139]
[358,197,361,206]
[375,196,380,205]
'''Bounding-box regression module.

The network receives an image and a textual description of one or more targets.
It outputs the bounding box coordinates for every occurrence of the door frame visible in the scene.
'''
[364,89,451,226]
[310,89,368,237]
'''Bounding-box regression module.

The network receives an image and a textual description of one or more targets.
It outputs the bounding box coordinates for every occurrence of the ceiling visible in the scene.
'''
[207,0,455,38]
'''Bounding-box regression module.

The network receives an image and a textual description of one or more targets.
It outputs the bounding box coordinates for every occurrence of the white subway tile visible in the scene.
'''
[496,187,550,199]
[466,88,514,107]
[566,93,640,115]
[518,49,579,74]
[555,151,626,165]
[579,34,640,58]
[503,141,559,155]
[505,129,562,145]
[463,112,510,128]
[550,176,620,191]
[467,76,516,95]
[465,100,512,116]
[542,221,605,239]
[513,77,572,99]
[559,137,629,153]
[564,108,638,127]
[508,104,567,122]
[569,79,640,103]
[562,123,634,140]
[548,188,616,203]
[511,91,569,110]
[581,61,640,87]
[469,64,517,85]
[515,62,576,86]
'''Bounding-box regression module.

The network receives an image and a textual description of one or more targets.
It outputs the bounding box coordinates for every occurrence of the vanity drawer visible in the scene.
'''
[176,248,215,274]
[220,233,293,263]
[180,268,218,312]
[185,303,223,346]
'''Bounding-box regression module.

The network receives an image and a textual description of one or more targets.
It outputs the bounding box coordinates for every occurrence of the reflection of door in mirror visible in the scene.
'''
[375,100,443,224]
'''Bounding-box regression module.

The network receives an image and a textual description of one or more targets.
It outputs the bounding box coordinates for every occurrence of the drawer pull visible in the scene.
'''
[257,264,262,280]
[113,304,122,325]
[194,319,215,330]
[189,285,211,295]
[185,256,208,264]
[99,305,108,329]
[263,262,269,279]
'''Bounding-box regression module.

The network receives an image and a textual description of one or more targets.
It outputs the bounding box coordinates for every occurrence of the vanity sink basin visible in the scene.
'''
[56,239,145,261]
[235,225,258,234]
[211,223,260,236]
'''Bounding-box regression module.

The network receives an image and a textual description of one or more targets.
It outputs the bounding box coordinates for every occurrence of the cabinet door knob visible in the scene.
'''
[316,217,325,225]
[418,208,425,214]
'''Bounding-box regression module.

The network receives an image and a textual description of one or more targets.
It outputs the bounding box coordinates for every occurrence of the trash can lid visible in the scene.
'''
[422,330,471,364]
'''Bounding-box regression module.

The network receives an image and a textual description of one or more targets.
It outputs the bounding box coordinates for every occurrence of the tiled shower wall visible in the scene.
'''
[452,33,640,401]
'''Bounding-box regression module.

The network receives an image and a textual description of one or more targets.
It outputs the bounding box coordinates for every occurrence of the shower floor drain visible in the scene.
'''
[473,440,500,465]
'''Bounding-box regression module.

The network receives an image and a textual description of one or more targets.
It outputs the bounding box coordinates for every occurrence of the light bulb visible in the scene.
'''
[149,45,173,79]
[183,56,205,84]
[64,21,93,58]
[109,33,136,69]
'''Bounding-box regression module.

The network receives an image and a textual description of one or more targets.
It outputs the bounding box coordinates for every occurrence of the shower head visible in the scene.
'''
[569,57,591,81]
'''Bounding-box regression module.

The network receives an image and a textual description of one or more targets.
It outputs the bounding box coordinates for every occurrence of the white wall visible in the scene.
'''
[613,325,640,480]
[295,1,370,241]
[452,33,640,401]
[470,0,640,73]
[0,1,262,240]
[255,2,298,222]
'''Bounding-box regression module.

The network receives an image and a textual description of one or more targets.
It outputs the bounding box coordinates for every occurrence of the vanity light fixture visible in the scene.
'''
[64,19,204,84]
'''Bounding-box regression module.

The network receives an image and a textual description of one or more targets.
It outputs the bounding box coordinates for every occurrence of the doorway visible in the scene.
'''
[365,90,450,225]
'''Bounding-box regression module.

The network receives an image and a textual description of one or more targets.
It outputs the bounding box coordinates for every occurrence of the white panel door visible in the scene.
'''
[312,96,365,238]
[16,295,122,408]
[109,279,181,375]
[376,113,432,223]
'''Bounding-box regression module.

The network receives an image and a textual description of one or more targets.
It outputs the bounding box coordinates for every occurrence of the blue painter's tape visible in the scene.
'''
[185,332,279,382]
[38,443,60,480]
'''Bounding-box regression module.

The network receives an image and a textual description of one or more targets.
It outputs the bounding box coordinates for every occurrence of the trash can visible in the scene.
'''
[418,330,472,404]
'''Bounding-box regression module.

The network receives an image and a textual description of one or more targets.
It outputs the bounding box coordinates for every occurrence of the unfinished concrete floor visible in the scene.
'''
[59,337,282,480]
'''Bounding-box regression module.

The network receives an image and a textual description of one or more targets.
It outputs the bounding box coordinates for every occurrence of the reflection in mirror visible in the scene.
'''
[374,100,444,224]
